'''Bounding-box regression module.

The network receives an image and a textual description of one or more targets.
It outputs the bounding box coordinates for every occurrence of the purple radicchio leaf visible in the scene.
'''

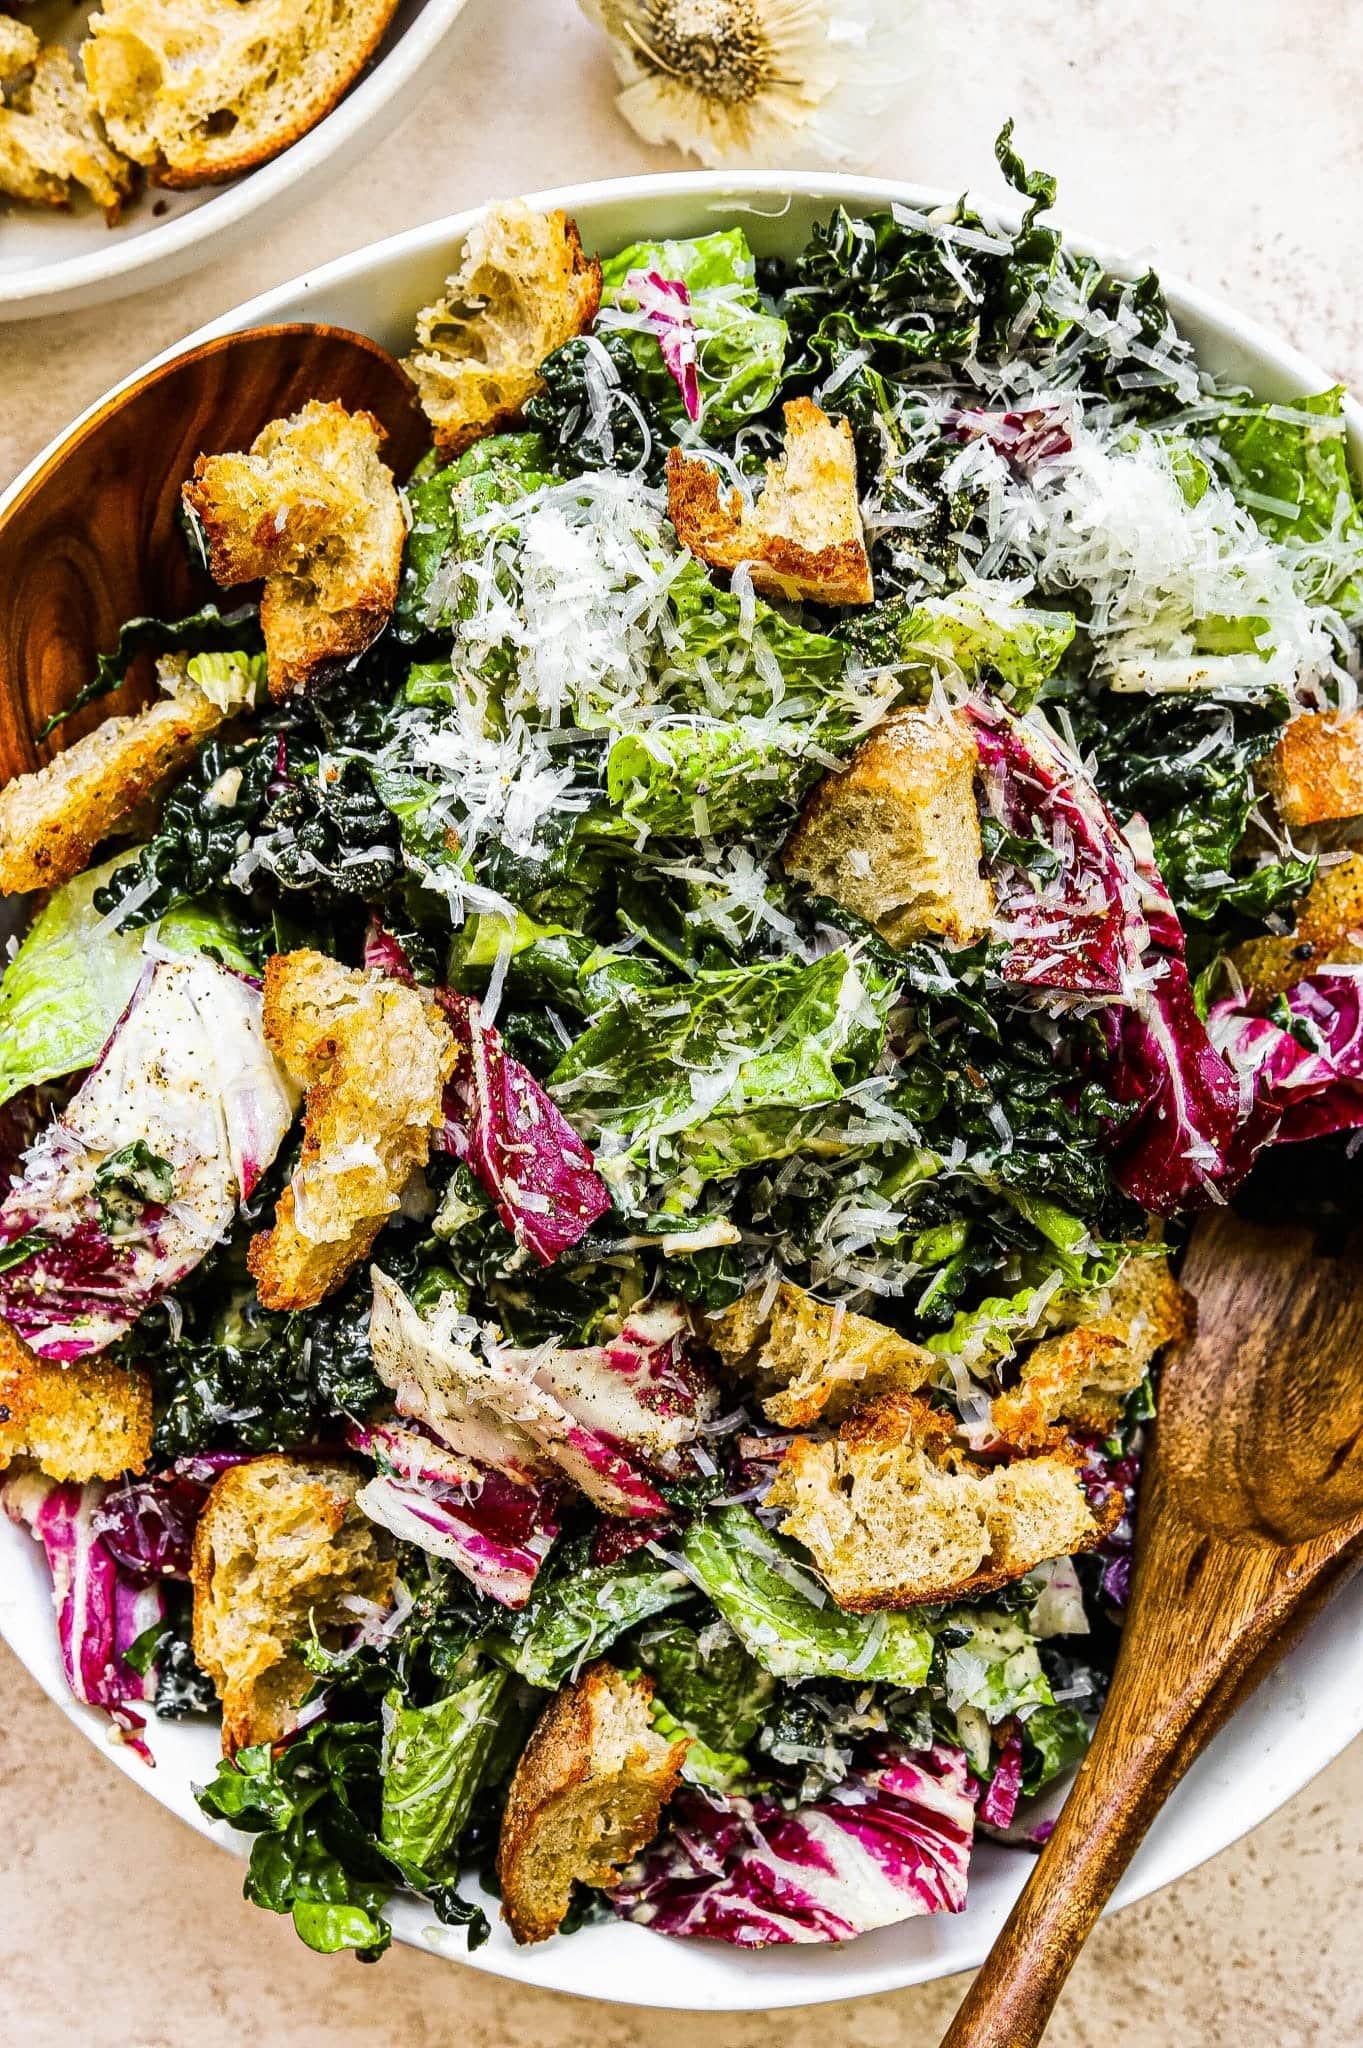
[434,988,612,1264]
[946,404,1074,468]
[0,959,295,1359]
[362,914,418,985]
[1209,967,1363,1153]
[529,1301,719,1477]
[89,1453,254,1579]
[1,1470,164,1762]
[976,1729,1025,1832]
[612,1743,977,1946]
[629,270,701,423]
[348,1418,560,1609]
[967,698,1147,997]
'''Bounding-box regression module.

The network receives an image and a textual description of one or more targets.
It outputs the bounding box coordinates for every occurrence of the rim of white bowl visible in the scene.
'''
[2,171,1360,2011]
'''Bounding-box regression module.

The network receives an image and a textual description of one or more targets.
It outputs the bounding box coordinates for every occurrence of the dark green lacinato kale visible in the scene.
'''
[1070,690,1317,935]
[37,602,261,740]
[524,330,674,484]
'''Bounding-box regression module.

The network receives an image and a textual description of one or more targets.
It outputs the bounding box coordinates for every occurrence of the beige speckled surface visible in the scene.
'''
[2,0,1361,2037]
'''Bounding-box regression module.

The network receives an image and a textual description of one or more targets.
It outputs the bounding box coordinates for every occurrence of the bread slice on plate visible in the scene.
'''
[82,0,402,188]
[0,39,134,220]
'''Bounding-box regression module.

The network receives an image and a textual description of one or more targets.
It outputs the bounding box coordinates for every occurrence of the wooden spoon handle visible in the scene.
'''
[939,1502,1363,2048]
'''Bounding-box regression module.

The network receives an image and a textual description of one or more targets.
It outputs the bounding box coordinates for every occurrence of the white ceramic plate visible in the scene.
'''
[0,0,471,321]
[2,172,1360,2011]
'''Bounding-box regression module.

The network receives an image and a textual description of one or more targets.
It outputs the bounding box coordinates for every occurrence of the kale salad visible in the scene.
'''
[2,131,1362,1960]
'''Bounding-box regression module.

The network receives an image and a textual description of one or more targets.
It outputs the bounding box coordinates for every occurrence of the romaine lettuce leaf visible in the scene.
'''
[605,719,811,835]
[380,1667,512,1876]
[600,230,787,433]
[548,948,895,1195]
[396,434,554,639]
[680,1507,933,1686]
[846,587,1075,706]
[632,1616,776,1750]
[1210,387,1363,610]
[940,1610,1055,1723]
[491,1547,693,1688]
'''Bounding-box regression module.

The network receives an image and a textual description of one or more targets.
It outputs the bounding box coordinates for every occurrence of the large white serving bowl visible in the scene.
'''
[0,0,472,321]
[1,172,1360,2011]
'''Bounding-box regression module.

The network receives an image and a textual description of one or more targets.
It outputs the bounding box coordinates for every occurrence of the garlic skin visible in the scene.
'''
[579,0,916,171]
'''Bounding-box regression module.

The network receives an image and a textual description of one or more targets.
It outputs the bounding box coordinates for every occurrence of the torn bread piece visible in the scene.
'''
[0,42,133,220]
[1231,852,1363,1001]
[191,1455,395,1754]
[767,1394,1113,1611]
[1260,708,1363,830]
[708,1280,939,1429]
[404,201,601,456]
[667,397,873,606]
[0,1319,152,1480]
[783,706,993,948]
[498,1661,687,1945]
[248,951,457,1310]
[0,686,226,895]
[183,400,405,698]
[992,1255,1192,1451]
[83,0,400,187]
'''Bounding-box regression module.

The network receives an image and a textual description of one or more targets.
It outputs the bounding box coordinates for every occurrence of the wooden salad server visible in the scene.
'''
[0,324,430,785]
[940,1207,1363,2048]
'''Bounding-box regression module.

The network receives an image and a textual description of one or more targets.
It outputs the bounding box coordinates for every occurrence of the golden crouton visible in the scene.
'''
[0,43,133,221]
[83,0,399,187]
[767,1393,1112,1611]
[497,1661,687,1945]
[783,706,993,948]
[992,1255,1192,1451]
[404,202,602,456]
[667,397,873,607]
[248,951,456,1311]
[183,400,405,698]
[0,1319,152,1481]
[191,1455,395,1755]
[1231,852,1363,1001]
[0,688,224,896]
[1259,708,1363,830]
[708,1280,939,1429]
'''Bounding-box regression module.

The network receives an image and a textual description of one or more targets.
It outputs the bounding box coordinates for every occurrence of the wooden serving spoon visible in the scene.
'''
[940,1207,1363,2048]
[0,323,431,786]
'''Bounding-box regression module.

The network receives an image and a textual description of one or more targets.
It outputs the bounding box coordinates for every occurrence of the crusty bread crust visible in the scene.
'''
[184,399,404,698]
[0,1318,152,1481]
[708,1280,940,1428]
[1260,708,1363,830]
[404,203,602,457]
[992,1255,1192,1451]
[1231,852,1363,1000]
[0,689,223,896]
[191,1453,394,1754]
[497,1661,687,1945]
[247,950,456,1310]
[769,1392,1117,1612]
[667,398,873,607]
[783,706,993,949]
[82,0,401,187]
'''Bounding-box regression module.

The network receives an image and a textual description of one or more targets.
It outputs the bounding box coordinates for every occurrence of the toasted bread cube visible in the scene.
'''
[498,1661,687,1945]
[0,688,224,895]
[0,16,39,80]
[992,1255,1192,1450]
[404,202,602,457]
[1260,709,1363,831]
[1231,852,1363,1001]
[0,44,133,220]
[83,0,399,188]
[183,400,404,699]
[247,951,456,1311]
[768,1393,1110,1611]
[191,1455,395,1754]
[667,397,873,607]
[783,706,992,948]
[0,1319,152,1481]
[708,1280,939,1429]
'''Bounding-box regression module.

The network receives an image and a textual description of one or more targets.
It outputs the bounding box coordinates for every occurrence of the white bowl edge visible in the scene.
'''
[1,170,1360,2010]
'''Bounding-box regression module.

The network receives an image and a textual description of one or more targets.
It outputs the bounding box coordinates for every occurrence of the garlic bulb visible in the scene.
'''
[578,0,915,171]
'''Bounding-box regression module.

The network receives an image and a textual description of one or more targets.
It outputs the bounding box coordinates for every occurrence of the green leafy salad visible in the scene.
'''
[2,129,1362,1961]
